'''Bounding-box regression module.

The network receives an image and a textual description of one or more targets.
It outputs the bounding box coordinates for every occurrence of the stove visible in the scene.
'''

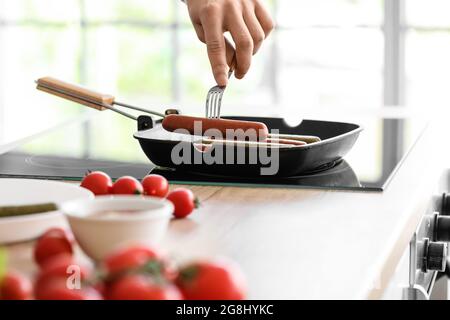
[0,114,426,191]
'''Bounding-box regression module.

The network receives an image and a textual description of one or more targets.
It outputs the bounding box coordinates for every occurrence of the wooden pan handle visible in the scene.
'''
[36,77,115,111]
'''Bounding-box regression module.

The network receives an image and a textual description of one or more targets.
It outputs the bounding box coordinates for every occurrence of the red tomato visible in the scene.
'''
[106,274,182,300]
[176,260,247,300]
[34,228,74,267]
[167,188,198,218]
[34,254,90,298]
[93,281,106,298]
[80,171,112,195]
[111,176,143,195]
[103,245,161,275]
[35,277,102,300]
[0,271,32,300]
[141,174,169,198]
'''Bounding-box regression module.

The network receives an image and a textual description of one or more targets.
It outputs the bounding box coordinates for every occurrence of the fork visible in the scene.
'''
[205,54,236,119]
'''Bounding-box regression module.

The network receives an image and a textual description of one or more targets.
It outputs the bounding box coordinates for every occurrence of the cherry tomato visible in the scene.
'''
[35,277,102,300]
[111,176,143,195]
[93,281,106,298]
[34,254,90,298]
[167,188,199,218]
[34,228,74,267]
[103,245,161,275]
[141,174,169,198]
[176,260,246,300]
[80,171,112,195]
[0,271,32,300]
[106,274,182,300]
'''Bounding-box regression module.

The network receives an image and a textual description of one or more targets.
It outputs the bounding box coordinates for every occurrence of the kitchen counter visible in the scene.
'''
[4,111,449,299]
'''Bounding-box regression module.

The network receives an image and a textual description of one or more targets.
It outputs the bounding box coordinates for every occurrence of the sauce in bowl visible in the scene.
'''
[88,210,143,219]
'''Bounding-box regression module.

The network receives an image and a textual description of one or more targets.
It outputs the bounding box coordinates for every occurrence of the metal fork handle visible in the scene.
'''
[204,52,236,119]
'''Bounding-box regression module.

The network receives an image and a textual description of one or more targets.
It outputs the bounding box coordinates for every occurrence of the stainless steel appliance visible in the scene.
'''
[383,171,450,299]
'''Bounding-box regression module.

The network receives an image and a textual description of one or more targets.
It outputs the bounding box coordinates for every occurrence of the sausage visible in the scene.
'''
[265,138,306,146]
[201,138,297,148]
[162,114,269,141]
[267,134,321,144]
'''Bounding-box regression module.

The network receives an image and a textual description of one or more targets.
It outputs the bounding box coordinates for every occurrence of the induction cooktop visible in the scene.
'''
[0,114,426,191]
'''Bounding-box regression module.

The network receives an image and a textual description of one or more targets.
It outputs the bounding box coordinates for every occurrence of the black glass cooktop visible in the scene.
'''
[0,114,426,191]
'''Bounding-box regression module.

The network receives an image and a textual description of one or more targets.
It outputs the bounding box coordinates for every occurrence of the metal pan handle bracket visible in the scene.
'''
[137,115,155,131]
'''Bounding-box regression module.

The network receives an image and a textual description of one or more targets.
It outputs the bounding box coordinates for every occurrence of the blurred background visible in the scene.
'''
[0,0,449,180]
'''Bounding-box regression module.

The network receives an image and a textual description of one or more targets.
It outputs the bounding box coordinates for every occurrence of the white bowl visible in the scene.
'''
[61,196,173,261]
[0,179,94,244]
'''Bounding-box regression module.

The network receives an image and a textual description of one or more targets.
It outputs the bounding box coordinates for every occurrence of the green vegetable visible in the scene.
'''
[0,203,58,218]
[0,247,7,283]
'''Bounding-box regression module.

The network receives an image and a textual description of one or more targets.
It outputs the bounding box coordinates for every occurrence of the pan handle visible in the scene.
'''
[36,77,115,111]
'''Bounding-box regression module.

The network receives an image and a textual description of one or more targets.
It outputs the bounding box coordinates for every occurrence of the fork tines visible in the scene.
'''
[205,86,225,119]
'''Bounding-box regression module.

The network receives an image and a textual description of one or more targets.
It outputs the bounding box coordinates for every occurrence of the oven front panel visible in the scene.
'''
[384,171,450,299]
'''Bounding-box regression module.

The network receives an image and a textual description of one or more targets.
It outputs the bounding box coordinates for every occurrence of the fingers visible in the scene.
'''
[225,37,236,68]
[243,9,266,55]
[226,10,253,79]
[255,0,275,38]
[195,24,236,82]
[193,23,206,43]
[192,0,275,83]
[200,5,228,86]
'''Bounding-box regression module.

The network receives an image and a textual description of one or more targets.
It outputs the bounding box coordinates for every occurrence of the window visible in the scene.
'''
[405,0,450,108]
[0,0,448,146]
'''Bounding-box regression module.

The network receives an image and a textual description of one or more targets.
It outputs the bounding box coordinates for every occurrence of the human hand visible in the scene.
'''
[186,0,274,86]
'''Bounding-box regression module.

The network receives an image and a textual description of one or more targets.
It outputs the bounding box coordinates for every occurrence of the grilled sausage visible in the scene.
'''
[265,138,306,146]
[267,134,321,144]
[162,115,269,141]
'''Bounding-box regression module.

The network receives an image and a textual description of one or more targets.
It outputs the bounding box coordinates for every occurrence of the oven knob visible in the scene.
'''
[418,238,447,272]
[441,193,450,215]
[424,240,447,272]
[434,214,450,242]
